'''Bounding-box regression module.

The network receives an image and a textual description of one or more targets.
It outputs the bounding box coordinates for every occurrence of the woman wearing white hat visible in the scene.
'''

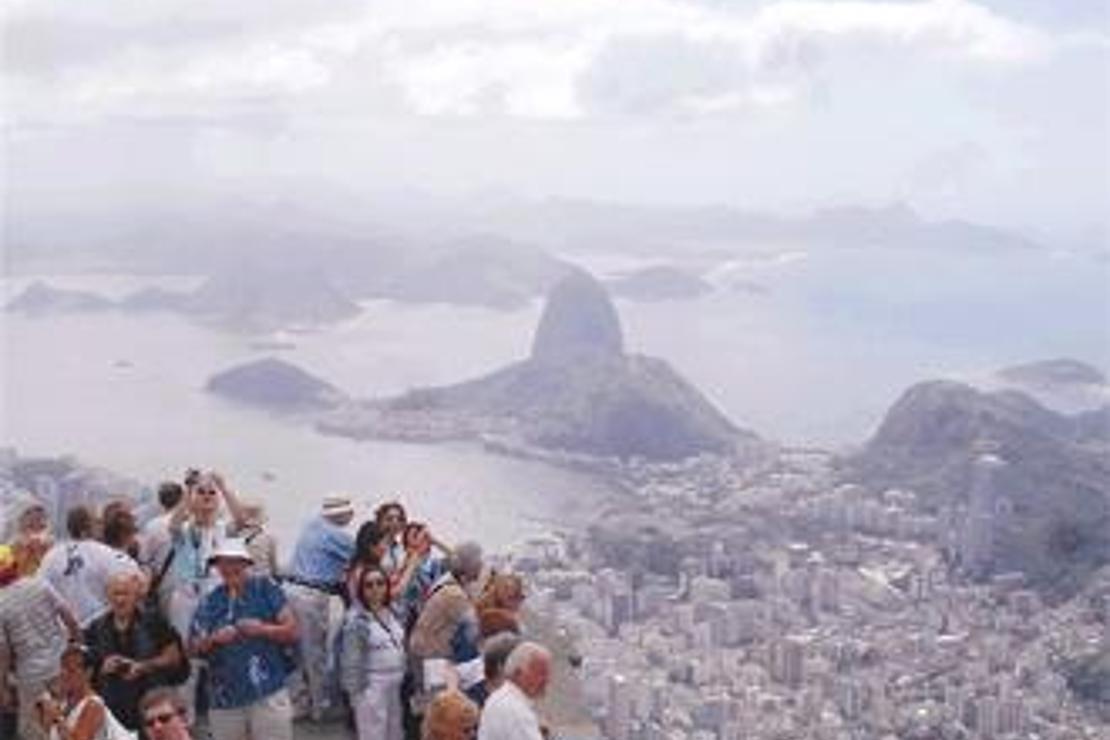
[189,539,298,740]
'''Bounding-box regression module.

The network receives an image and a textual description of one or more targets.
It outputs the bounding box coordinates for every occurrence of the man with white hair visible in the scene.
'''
[477,642,552,740]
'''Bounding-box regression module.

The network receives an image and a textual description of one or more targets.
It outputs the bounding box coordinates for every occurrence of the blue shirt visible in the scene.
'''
[190,576,291,709]
[287,516,354,586]
[170,520,232,593]
[397,555,447,628]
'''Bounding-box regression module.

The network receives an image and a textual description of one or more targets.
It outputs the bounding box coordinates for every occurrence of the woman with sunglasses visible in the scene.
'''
[339,564,407,740]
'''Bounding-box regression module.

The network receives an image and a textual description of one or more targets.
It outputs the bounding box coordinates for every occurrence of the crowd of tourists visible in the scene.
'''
[0,470,554,740]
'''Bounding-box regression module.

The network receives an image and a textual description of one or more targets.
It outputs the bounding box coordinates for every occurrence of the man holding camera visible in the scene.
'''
[190,539,298,740]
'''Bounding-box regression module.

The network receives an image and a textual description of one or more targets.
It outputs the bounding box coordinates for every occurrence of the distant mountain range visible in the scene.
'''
[6,281,116,314]
[6,268,361,333]
[606,265,713,302]
[478,199,1046,257]
[372,237,575,310]
[5,192,1072,324]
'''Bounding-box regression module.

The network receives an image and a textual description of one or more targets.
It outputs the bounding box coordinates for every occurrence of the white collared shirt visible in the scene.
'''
[478,681,543,740]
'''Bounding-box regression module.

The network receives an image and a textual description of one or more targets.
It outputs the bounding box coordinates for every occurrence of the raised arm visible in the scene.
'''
[210,471,249,531]
[168,482,193,534]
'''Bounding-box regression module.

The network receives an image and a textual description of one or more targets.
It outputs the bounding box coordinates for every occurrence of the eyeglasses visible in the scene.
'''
[144,711,180,728]
[363,579,388,589]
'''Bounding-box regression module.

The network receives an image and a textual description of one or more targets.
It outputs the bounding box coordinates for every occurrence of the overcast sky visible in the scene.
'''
[4,0,1108,246]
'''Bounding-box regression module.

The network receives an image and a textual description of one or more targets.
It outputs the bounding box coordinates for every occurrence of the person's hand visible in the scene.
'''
[102,655,128,676]
[207,471,227,492]
[210,625,240,646]
[235,618,267,638]
[120,659,147,681]
[36,695,63,729]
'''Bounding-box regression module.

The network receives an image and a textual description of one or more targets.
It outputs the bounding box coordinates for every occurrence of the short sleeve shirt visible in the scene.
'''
[84,609,181,730]
[287,516,354,586]
[39,539,142,627]
[0,577,70,685]
[189,576,290,709]
[170,520,231,594]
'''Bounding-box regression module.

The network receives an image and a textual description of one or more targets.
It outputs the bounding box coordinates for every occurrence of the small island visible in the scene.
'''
[206,357,347,412]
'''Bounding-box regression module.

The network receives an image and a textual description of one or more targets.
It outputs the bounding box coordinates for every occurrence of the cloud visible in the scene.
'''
[2,0,1082,124]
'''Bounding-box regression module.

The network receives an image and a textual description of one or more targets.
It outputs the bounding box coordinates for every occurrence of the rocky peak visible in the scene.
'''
[530,269,624,363]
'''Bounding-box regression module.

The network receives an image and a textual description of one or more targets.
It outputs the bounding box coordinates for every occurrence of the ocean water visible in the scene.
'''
[0,285,605,552]
[1,245,1106,550]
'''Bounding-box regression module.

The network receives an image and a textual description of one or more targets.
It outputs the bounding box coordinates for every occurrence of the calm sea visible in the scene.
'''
[1,246,1106,549]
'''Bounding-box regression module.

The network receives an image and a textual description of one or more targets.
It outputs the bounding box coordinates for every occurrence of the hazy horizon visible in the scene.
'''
[4,0,1109,251]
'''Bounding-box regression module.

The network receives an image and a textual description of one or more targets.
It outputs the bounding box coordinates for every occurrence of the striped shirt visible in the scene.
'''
[0,576,70,685]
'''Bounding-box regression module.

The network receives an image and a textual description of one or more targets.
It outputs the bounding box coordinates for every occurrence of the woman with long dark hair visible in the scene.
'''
[36,644,134,740]
[340,564,407,740]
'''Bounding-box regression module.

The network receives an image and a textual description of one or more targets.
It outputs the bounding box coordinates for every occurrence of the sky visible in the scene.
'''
[3,0,1108,247]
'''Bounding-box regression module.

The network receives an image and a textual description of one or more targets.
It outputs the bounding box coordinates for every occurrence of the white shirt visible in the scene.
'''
[38,539,141,627]
[478,682,544,740]
[140,512,176,597]
[51,695,136,740]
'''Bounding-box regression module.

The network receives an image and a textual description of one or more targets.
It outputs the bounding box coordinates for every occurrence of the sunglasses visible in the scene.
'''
[144,710,180,728]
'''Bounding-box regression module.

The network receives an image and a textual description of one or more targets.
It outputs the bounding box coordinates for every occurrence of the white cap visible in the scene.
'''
[207,538,254,565]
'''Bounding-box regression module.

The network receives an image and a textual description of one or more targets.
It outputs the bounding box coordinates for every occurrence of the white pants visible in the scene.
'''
[285,584,333,718]
[208,688,293,740]
[354,675,405,740]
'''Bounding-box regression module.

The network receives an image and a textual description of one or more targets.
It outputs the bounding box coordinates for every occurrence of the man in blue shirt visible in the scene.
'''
[190,539,298,740]
[284,495,355,722]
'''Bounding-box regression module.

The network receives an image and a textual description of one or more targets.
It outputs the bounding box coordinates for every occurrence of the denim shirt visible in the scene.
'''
[287,516,354,586]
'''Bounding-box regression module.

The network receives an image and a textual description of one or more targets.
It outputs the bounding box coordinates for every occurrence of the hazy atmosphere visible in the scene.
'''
[2,1,1109,739]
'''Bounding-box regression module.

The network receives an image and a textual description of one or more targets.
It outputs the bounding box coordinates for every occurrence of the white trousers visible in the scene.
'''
[208,688,293,740]
[354,675,405,740]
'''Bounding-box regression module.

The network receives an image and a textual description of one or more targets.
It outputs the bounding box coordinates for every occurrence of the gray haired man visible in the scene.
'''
[478,642,552,740]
